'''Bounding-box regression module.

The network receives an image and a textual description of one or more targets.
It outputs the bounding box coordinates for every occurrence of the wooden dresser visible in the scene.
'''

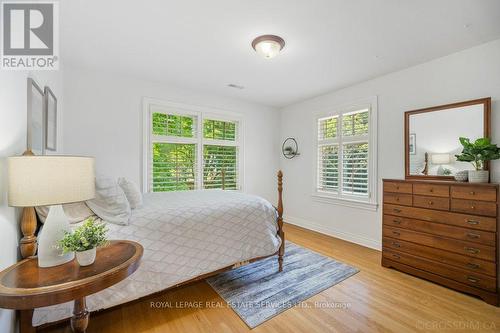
[382,179,499,305]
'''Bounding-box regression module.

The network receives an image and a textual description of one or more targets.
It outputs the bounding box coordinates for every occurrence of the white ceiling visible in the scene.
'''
[61,0,500,108]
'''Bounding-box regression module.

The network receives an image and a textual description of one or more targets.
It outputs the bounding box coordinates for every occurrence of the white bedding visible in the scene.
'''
[33,190,281,327]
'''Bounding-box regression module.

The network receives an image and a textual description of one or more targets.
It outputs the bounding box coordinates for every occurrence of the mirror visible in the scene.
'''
[405,98,491,179]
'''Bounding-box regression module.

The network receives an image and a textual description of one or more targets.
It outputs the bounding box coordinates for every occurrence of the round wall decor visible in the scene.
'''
[282,137,300,159]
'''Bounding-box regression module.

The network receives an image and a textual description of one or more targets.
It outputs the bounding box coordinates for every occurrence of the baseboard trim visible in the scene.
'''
[285,215,381,251]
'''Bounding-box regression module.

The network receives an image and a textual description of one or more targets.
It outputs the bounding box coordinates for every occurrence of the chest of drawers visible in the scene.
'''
[382,179,499,306]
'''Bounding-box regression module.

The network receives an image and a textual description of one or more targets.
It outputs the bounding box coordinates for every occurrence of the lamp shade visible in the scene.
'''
[431,153,450,165]
[7,156,95,207]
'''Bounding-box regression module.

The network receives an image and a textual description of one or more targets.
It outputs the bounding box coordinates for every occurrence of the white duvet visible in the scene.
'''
[33,190,281,327]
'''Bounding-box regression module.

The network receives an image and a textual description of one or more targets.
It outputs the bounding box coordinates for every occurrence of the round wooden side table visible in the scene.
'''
[0,240,143,333]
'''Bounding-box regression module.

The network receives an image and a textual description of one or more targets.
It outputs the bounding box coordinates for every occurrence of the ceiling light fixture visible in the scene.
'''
[251,35,285,59]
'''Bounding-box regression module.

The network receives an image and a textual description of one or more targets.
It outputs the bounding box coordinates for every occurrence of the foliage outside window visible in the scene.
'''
[203,119,236,141]
[152,143,196,192]
[317,108,371,200]
[152,113,194,137]
[149,109,240,192]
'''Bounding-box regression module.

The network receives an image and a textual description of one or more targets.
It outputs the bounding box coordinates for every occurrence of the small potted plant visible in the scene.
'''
[455,137,500,183]
[59,217,108,266]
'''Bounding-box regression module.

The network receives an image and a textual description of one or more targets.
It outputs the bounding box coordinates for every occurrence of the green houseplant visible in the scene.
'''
[59,218,108,266]
[455,137,500,183]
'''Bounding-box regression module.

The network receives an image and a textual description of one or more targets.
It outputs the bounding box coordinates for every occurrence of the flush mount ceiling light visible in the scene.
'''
[251,35,285,59]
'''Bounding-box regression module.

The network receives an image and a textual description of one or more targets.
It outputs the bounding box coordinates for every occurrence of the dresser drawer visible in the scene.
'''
[451,186,497,202]
[383,237,497,277]
[382,215,496,246]
[413,195,450,211]
[383,204,497,232]
[383,226,496,261]
[383,193,412,206]
[384,181,412,194]
[413,183,449,197]
[383,249,497,292]
[451,199,497,217]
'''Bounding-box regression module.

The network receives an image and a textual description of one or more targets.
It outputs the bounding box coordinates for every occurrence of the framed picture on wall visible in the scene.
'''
[27,78,45,155]
[44,86,57,151]
[409,133,416,155]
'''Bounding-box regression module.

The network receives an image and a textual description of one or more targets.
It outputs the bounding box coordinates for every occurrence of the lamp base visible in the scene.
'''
[38,204,74,267]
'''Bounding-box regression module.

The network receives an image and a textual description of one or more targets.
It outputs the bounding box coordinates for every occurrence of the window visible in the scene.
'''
[202,119,238,190]
[144,100,242,192]
[315,98,377,209]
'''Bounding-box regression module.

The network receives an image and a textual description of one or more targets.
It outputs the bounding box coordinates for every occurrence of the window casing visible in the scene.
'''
[144,99,242,192]
[314,98,377,209]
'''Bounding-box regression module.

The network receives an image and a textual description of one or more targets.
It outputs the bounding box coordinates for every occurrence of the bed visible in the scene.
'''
[22,171,285,329]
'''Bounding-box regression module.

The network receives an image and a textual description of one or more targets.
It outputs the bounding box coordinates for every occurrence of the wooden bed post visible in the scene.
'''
[277,170,284,272]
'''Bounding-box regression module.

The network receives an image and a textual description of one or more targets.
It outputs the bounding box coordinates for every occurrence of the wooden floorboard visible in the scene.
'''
[40,223,500,333]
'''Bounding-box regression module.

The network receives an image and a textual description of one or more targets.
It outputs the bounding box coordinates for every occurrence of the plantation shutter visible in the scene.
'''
[202,119,239,190]
[317,116,339,192]
[341,109,369,196]
[203,145,238,189]
[342,142,368,195]
[318,144,339,192]
[152,143,196,192]
[316,108,370,198]
[147,103,242,193]
[151,111,197,192]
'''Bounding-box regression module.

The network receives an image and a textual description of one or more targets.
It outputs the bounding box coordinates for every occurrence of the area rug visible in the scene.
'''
[206,241,359,328]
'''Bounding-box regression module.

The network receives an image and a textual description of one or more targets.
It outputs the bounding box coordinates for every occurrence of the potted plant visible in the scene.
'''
[455,137,500,183]
[59,217,108,266]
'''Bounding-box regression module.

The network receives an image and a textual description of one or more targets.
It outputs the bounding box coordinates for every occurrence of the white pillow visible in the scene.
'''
[118,177,143,209]
[86,176,131,225]
[35,202,95,224]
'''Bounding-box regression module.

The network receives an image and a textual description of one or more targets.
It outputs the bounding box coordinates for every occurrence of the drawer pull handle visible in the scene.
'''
[467,219,479,225]
[393,208,402,213]
[466,263,480,269]
[428,201,433,205]
[396,186,400,190]
[471,205,475,210]
[470,191,475,195]
[467,276,480,284]
[392,231,400,236]
[392,254,400,259]
[391,242,401,248]
[392,219,401,224]
[429,188,434,193]
[395,197,400,201]
[464,247,480,254]
[466,233,480,239]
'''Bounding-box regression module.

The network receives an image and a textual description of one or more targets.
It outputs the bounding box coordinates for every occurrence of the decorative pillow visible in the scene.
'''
[118,177,143,209]
[86,176,131,225]
[35,202,95,224]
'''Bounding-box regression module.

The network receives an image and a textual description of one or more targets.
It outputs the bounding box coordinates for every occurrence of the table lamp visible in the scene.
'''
[8,156,95,267]
[431,153,451,175]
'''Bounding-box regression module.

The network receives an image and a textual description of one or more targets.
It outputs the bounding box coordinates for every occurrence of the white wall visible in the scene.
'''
[62,67,281,203]
[0,70,64,333]
[279,39,500,250]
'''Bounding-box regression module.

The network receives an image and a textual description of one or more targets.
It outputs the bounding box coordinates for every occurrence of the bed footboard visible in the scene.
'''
[277,170,284,272]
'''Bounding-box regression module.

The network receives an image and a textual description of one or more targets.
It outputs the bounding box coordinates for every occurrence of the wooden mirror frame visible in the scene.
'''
[404,97,491,180]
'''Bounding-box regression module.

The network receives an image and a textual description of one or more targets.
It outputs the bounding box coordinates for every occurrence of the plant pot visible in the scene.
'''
[454,170,468,182]
[75,248,97,266]
[468,170,489,183]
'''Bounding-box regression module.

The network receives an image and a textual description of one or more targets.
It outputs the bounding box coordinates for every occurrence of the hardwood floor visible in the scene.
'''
[41,223,500,333]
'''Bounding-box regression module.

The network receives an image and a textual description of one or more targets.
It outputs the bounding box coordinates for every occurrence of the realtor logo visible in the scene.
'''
[1,1,59,70]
